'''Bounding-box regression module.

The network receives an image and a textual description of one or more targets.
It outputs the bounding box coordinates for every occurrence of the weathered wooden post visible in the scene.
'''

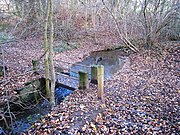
[32,60,39,73]
[97,65,104,100]
[79,71,89,90]
[1,45,6,78]
[91,65,98,84]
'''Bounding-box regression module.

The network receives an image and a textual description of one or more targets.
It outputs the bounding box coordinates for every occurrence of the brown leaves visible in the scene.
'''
[7,41,178,134]
[31,52,179,133]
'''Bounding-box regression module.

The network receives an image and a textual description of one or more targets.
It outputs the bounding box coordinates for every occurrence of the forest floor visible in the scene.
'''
[26,41,179,134]
[0,37,179,134]
[0,36,113,96]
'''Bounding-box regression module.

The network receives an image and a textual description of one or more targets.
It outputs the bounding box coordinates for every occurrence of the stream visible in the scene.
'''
[1,49,128,134]
[70,49,127,80]
[2,86,73,134]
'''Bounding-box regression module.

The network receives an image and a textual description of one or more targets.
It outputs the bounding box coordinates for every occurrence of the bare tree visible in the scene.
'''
[102,0,139,52]
[43,0,50,99]
[49,0,55,106]
[139,0,179,49]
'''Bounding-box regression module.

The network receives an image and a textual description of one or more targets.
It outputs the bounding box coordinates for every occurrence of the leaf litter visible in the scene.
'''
[27,42,180,134]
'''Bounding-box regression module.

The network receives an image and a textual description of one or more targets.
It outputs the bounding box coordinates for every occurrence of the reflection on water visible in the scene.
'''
[70,50,127,80]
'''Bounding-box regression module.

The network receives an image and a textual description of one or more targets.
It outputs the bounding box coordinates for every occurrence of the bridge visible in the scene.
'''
[55,60,104,100]
[55,60,94,90]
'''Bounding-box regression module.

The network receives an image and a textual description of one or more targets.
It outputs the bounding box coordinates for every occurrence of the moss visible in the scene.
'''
[0,32,14,42]
[79,71,89,90]
[0,23,11,31]
[53,42,78,53]
[18,78,46,103]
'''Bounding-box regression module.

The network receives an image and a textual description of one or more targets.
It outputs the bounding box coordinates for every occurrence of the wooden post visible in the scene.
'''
[32,60,38,73]
[97,65,104,100]
[1,45,6,78]
[79,71,89,90]
[91,65,98,84]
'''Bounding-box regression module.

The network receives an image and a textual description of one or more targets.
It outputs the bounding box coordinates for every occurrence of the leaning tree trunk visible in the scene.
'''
[49,0,55,106]
[43,1,50,99]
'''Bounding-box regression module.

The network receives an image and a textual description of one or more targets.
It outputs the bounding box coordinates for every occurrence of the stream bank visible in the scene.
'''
[1,78,75,134]
[1,48,131,134]
[28,43,179,134]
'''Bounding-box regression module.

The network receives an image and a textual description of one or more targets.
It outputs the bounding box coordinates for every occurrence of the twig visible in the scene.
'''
[6,100,13,126]
[0,113,9,129]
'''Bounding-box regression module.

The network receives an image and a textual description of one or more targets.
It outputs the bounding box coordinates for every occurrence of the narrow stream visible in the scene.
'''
[3,86,73,134]
[70,50,127,79]
[1,49,128,134]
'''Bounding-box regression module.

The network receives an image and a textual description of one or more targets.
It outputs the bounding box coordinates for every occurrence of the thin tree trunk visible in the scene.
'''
[43,0,50,99]
[49,0,55,106]
[143,0,151,49]
[92,3,97,43]
[85,0,88,31]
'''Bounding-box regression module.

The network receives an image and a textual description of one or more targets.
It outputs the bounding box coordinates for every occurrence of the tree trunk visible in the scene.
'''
[143,0,151,50]
[85,0,88,31]
[49,0,55,106]
[43,0,50,99]
[92,2,97,43]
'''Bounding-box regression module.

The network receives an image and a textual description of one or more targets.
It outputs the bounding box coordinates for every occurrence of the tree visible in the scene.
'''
[49,0,55,106]
[102,0,139,52]
[139,0,179,49]
[43,0,50,99]
[42,0,55,105]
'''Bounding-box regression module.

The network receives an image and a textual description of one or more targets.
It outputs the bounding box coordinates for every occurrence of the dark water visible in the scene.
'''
[70,50,127,80]
[55,87,73,104]
[2,87,73,134]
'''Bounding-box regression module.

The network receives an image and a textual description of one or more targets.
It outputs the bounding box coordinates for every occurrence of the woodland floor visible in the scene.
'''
[0,37,180,134]
[29,41,179,134]
[0,36,113,96]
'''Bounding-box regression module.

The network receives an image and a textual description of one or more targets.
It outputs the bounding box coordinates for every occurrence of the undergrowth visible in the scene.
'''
[53,41,78,53]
